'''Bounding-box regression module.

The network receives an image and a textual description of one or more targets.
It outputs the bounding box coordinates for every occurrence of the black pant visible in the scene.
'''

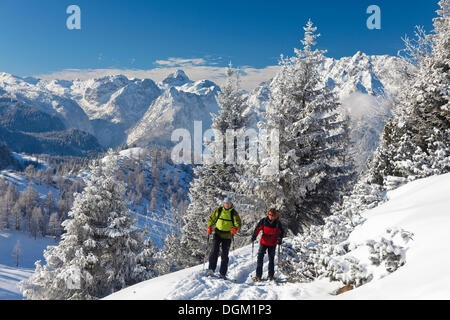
[256,244,276,279]
[208,234,232,276]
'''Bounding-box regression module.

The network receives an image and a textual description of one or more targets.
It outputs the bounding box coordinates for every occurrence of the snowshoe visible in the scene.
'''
[204,269,215,277]
[270,277,288,285]
[253,277,263,283]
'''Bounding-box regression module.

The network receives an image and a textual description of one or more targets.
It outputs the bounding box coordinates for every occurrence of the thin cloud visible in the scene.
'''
[35,64,280,91]
[154,57,209,67]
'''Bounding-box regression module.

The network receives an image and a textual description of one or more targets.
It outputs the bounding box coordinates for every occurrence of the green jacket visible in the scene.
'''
[208,206,242,240]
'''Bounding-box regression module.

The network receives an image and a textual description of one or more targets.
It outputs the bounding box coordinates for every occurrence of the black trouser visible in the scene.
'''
[256,244,276,279]
[208,234,232,276]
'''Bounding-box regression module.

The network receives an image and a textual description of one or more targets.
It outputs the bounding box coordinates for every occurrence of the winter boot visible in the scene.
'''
[204,269,215,277]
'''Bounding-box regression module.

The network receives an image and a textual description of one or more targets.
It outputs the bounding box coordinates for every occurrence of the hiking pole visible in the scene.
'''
[276,242,282,277]
[252,241,254,264]
[277,243,281,263]
[203,234,210,271]
[232,234,235,252]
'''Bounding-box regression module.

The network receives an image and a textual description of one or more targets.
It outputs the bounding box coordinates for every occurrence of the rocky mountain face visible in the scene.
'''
[246,52,408,171]
[68,75,162,147]
[0,70,221,155]
[322,51,407,99]
[0,96,103,157]
[325,52,408,170]
[126,76,221,146]
[0,52,407,162]
[0,126,103,157]
[0,97,66,133]
[0,73,92,134]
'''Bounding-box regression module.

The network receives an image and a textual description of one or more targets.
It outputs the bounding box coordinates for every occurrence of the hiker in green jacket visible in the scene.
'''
[206,197,242,278]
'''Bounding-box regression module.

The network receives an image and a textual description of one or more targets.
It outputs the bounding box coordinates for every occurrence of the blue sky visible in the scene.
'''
[0,0,439,82]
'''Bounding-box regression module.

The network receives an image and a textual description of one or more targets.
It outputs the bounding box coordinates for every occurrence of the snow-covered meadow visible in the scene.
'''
[0,230,55,299]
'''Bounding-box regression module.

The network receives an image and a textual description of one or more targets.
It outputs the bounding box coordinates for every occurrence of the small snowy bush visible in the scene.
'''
[366,228,414,273]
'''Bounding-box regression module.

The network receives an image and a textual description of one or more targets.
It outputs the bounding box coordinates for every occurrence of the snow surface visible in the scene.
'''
[339,173,450,300]
[0,170,61,201]
[105,173,450,300]
[0,230,55,299]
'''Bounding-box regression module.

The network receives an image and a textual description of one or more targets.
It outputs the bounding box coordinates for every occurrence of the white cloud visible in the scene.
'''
[154,57,209,67]
[341,92,390,121]
[35,64,280,91]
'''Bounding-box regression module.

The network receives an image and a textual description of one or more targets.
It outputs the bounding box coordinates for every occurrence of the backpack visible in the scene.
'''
[261,218,280,237]
[213,206,236,228]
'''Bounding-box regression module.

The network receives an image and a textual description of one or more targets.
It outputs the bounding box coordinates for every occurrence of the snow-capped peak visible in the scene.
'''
[179,79,220,95]
[162,69,191,87]
[0,72,25,85]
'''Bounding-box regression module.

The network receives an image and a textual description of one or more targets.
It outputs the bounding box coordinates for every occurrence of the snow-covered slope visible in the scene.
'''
[126,79,220,146]
[105,173,450,300]
[103,147,193,248]
[0,73,92,134]
[0,230,55,299]
[338,173,450,299]
[321,51,406,100]
[70,75,156,123]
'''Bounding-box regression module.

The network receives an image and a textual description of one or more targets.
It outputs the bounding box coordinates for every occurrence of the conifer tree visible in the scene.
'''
[370,0,450,185]
[243,20,354,234]
[178,65,250,266]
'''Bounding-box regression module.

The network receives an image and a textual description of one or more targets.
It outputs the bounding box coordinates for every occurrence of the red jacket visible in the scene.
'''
[252,217,284,247]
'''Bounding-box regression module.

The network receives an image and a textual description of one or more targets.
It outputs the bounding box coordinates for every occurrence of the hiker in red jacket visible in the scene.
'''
[251,208,285,282]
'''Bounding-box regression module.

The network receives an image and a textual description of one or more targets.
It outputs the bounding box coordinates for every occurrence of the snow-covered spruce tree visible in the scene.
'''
[177,65,251,267]
[370,0,450,185]
[249,20,354,234]
[153,232,186,275]
[211,64,251,135]
[279,171,385,283]
[20,151,153,300]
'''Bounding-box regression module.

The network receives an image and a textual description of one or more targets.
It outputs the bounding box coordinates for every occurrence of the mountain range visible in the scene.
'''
[248,52,408,170]
[0,52,408,163]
